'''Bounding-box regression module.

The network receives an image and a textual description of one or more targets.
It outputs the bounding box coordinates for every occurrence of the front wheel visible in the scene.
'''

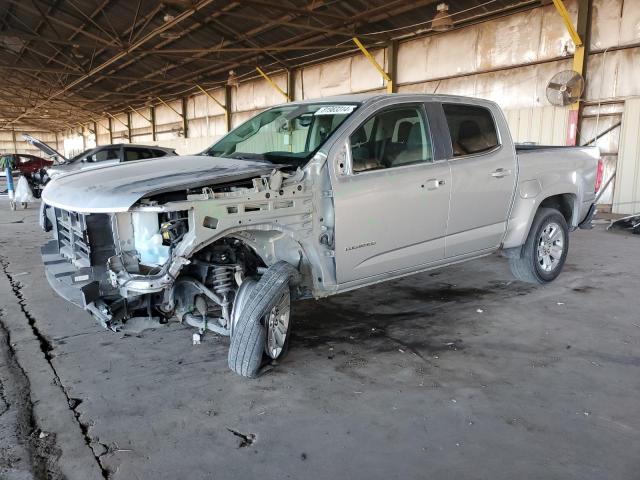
[509,207,569,284]
[227,261,297,377]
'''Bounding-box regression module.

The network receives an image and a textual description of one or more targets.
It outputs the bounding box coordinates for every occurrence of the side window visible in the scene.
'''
[151,149,167,158]
[442,104,499,157]
[349,105,433,173]
[125,148,145,161]
[88,148,119,162]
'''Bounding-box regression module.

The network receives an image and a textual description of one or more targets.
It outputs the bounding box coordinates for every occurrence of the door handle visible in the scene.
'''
[423,179,445,190]
[490,168,511,178]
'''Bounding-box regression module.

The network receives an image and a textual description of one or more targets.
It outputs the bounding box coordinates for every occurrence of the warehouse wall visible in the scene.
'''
[0,129,61,158]
[58,0,640,208]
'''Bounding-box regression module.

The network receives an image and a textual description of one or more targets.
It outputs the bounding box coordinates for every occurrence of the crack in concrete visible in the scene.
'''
[0,308,63,479]
[0,257,111,479]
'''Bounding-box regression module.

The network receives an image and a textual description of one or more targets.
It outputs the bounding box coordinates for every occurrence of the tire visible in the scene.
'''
[509,207,569,284]
[227,261,297,378]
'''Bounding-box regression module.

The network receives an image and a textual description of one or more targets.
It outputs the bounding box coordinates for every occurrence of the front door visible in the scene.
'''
[332,103,451,284]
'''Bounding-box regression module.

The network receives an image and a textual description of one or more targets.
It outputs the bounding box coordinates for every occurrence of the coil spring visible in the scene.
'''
[211,265,233,295]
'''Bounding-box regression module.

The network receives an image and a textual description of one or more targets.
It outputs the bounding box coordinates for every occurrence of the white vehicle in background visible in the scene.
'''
[22,134,177,182]
[39,94,602,378]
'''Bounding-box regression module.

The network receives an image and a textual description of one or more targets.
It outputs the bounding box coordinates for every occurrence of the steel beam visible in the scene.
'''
[2,0,216,129]
[552,0,589,145]
[156,97,183,118]
[256,67,289,101]
[353,37,393,94]
[128,105,151,124]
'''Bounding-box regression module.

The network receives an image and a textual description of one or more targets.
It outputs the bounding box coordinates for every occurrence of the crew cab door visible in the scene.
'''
[440,102,517,257]
[331,102,451,284]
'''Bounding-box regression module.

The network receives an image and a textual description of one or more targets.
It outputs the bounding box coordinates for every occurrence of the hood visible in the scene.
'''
[47,162,88,177]
[22,134,68,163]
[42,155,276,213]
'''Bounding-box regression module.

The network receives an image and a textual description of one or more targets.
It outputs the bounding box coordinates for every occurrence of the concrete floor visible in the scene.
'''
[0,201,638,480]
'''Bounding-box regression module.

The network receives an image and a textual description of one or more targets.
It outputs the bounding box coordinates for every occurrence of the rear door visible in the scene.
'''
[332,101,451,284]
[441,102,516,257]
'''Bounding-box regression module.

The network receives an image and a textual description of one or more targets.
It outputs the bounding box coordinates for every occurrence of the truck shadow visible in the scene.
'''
[290,276,534,358]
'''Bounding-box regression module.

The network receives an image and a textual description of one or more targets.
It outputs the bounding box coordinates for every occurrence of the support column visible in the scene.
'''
[127,112,133,142]
[225,85,233,132]
[93,122,98,146]
[287,69,295,101]
[150,106,157,141]
[552,0,590,146]
[574,0,591,145]
[107,117,113,144]
[181,97,189,138]
[387,40,398,94]
[11,128,17,153]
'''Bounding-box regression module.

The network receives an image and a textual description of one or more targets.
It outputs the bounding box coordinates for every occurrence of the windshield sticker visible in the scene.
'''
[314,105,356,116]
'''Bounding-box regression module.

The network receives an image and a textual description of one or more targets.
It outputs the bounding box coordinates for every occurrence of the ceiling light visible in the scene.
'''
[227,70,239,87]
[163,13,175,23]
[431,3,454,32]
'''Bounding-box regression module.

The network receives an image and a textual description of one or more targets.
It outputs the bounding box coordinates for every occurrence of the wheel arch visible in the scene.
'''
[189,226,315,294]
[503,189,578,250]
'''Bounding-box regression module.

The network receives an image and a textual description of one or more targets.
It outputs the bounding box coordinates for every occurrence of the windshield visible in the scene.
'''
[204,103,359,165]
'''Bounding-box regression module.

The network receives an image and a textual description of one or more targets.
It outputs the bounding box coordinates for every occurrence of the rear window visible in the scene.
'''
[151,149,169,158]
[443,104,499,157]
[125,148,168,161]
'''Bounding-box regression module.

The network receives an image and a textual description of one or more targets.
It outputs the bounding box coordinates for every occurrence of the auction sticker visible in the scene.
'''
[314,105,356,115]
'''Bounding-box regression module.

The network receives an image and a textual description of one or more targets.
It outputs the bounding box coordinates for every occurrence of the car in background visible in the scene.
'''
[22,134,177,183]
[0,152,53,176]
[0,152,54,197]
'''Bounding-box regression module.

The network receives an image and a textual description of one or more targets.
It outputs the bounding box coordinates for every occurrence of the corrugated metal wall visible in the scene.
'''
[0,130,60,157]
[613,98,640,214]
[504,106,569,145]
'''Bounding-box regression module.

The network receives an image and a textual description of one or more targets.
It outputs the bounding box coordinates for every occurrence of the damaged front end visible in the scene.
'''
[41,167,315,334]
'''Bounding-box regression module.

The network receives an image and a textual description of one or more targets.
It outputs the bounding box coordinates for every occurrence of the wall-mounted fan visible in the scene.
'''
[546,70,585,106]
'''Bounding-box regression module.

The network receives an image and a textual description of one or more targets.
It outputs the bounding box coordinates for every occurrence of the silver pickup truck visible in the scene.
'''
[40,94,602,377]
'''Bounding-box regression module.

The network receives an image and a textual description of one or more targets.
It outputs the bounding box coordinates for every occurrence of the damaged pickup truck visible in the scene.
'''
[40,94,602,377]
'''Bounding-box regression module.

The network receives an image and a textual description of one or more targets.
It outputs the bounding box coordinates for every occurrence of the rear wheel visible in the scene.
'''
[227,261,297,377]
[509,207,569,284]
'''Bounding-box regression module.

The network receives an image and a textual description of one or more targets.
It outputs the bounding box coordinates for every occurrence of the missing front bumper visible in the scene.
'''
[41,240,101,308]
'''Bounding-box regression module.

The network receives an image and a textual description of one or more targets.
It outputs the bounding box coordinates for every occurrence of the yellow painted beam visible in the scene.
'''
[352,37,393,94]
[255,67,289,101]
[551,0,582,47]
[156,96,183,117]
[552,0,585,112]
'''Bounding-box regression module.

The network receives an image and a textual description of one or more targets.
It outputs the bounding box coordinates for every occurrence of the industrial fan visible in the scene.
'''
[546,70,585,106]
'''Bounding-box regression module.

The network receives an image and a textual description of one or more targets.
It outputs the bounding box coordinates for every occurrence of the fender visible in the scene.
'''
[502,182,579,249]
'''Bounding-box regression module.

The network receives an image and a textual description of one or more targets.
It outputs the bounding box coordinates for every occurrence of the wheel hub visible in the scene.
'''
[537,222,564,272]
[265,291,290,359]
